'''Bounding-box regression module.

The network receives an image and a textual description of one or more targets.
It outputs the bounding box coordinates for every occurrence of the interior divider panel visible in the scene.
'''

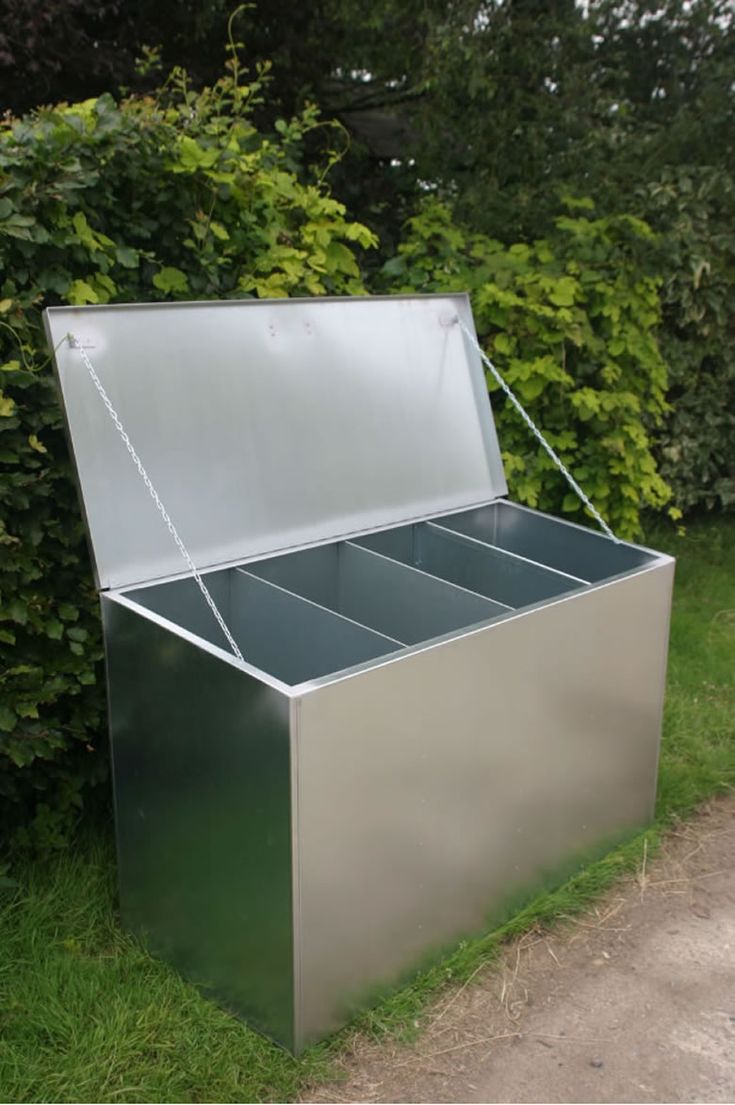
[231,571,404,686]
[439,502,654,582]
[354,522,583,608]
[432,518,588,584]
[128,567,404,687]
[339,543,506,643]
[244,541,506,645]
[420,524,585,607]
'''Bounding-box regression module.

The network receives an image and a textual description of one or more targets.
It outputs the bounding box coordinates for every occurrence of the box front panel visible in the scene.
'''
[294,560,674,1047]
[102,596,296,1049]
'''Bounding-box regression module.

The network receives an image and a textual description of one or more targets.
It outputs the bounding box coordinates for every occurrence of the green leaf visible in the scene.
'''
[45,618,64,640]
[3,213,35,227]
[517,376,546,401]
[16,703,39,719]
[7,598,28,624]
[381,256,405,277]
[115,246,139,269]
[561,194,595,211]
[67,280,99,305]
[0,705,17,732]
[72,211,97,249]
[174,136,220,173]
[548,277,576,307]
[325,241,359,277]
[153,266,189,294]
[28,434,47,454]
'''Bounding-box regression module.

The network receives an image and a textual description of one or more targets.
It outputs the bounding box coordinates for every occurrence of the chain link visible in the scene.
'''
[457,318,619,543]
[71,338,245,662]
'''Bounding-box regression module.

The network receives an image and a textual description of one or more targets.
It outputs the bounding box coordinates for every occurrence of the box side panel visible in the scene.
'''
[101,596,295,1049]
[294,561,674,1047]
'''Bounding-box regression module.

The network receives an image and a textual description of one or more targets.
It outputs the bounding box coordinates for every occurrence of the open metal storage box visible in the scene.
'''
[45,294,674,1053]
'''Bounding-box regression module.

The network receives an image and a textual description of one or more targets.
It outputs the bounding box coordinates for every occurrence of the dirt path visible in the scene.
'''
[304,798,735,1104]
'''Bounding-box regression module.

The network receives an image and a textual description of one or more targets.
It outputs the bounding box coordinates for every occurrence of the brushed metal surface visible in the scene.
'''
[354,520,590,608]
[231,571,403,684]
[127,566,402,685]
[293,560,675,1048]
[245,541,506,644]
[339,544,506,643]
[44,295,507,591]
[102,594,296,1048]
[418,524,586,606]
[442,501,654,581]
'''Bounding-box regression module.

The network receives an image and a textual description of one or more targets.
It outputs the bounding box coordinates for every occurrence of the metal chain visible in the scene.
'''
[70,337,245,662]
[456,317,619,543]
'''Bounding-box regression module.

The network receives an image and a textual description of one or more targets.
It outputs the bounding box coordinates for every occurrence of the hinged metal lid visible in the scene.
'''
[45,294,507,591]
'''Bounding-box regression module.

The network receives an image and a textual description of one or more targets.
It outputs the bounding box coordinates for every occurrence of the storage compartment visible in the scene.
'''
[438,501,656,582]
[245,540,506,645]
[355,518,588,608]
[126,500,661,690]
[127,567,403,686]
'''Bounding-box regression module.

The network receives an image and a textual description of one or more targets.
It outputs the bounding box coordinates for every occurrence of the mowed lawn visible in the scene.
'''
[1,516,733,1104]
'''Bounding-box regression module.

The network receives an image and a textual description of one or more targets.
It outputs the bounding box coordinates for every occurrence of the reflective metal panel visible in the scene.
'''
[102,594,296,1048]
[230,571,403,685]
[442,501,655,581]
[355,520,585,607]
[339,544,505,643]
[245,541,506,644]
[45,296,506,590]
[418,523,586,606]
[293,560,674,1047]
[127,568,403,686]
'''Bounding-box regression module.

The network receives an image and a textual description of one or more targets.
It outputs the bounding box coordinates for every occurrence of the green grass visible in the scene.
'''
[1,516,733,1103]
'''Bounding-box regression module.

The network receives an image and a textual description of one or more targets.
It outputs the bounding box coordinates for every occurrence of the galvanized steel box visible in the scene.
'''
[45,294,674,1052]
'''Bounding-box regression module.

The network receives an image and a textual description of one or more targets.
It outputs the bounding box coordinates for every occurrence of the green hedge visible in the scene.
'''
[382,199,675,538]
[643,166,735,514]
[0,65,375,846]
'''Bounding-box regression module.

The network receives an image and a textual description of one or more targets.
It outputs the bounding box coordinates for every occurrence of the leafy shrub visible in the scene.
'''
[0,62,375,846]
[643,166,735,514]
[382,200,674,539]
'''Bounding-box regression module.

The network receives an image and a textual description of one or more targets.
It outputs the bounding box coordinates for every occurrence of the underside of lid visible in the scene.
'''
[44,294,507,591]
